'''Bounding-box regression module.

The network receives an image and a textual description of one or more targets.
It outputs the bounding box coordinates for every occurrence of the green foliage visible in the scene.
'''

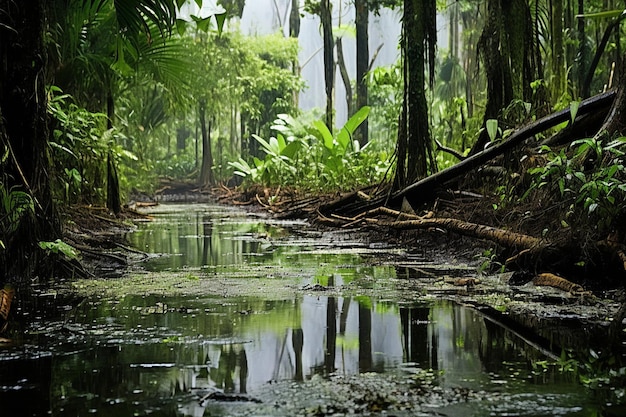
[524,137,626,235]
[0,184,35,249]
[38,239,80,260]
[485,119,499,142]
[48,87,134,205]
[230,107,389,192]
[475,248,504,275]
[368,64,403,149]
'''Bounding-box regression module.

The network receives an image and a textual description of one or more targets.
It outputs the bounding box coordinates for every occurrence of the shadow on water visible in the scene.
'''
[1,203,624,416]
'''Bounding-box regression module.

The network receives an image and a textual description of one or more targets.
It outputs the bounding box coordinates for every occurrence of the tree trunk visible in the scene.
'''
[472,0,536,155]
[552,0,566,98]
[392,90,615,207]
[199,99,214,188]
[577,0,589,96]
[598,59,626,136]
[105,89,121,214]
[106,153,121,214]
[336,38,353,118]
[320,0,334,130]
[289,0,301,107]
[472,0,511,155]
[0,0,61,279]
[394,0,437,189]
[355,0,369,146]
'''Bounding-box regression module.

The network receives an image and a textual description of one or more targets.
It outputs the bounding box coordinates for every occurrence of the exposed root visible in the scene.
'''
[532,273,585,294]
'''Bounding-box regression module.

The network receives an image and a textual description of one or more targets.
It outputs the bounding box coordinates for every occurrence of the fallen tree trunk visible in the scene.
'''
[319,206,626,286]
[366,217,544,250]
[390,90,616,207]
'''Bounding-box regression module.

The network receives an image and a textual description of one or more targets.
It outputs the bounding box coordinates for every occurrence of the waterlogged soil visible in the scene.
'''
[2,202,626,417]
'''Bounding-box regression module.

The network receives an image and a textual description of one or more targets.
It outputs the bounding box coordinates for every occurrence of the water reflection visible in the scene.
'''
[0,204,618,416]
[26,297,593,416]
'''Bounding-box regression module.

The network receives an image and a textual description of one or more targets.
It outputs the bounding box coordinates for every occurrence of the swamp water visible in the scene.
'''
[1,203,624,416]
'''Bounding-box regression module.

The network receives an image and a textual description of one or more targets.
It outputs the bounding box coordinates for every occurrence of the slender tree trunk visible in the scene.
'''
[355,0,369,146]
[552,0,565,98]
[336,38,353,118]
[577,0,589,96]
[105,89,121,214]
[290,0,301,107]
[0,0,60,278]
[320,0,334,130]
[199,99,214,188]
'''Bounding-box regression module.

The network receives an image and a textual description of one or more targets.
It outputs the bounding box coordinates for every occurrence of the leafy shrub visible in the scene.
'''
[229,107,390,192]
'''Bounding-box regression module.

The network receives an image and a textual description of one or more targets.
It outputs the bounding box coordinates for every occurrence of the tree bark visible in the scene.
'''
[598,59,626,136]
[289,0,301,107]
[199,99,214,188]
[336,38,353,117]
[394,0,437,189]
[0,0,61,278]
[320,0,334,130]
[552,0,566,98]
[355,0,369,146]
[472,0,535,155]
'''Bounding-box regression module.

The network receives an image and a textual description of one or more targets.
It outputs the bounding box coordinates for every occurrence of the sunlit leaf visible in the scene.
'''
[486,119,498,142]
[576,9,625,19]
[569,101,580,124]
[313,120,334,150]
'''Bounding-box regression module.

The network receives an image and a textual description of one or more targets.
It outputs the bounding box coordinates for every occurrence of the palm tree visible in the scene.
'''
[0,0,189,279]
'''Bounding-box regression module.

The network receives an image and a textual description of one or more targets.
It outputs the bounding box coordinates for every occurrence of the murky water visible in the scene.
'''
[1,203,624,416]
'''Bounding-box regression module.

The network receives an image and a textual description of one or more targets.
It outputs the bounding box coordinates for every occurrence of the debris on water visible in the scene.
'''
[301,283,328,291]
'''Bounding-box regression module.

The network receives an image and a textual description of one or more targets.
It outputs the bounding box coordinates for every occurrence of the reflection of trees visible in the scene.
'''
[325,295,337,374]
[400,306,436,369]
[201,214,213,265]
[293,328,304,381]
[359,302,372,372]
[210,344,249,393]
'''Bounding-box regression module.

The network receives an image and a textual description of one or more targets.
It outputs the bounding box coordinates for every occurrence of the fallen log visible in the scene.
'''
[366,217,544,250]
[532,273,586,294]
[391,90,616,207]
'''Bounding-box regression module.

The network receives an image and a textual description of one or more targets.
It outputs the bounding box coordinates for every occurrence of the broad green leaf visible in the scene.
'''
[569,101,580,124]
[252,157,264,169]
[486,119,498,142]
[193,15,213,32]
[276,134,287,151]
[337,106,370,151]
[281,141,301,159]
[175,19,188,35]
[215,13,227,34]
[343,106,370,136]
[267,137,281,155]
[252,134,274,156]
[313,120,334,150]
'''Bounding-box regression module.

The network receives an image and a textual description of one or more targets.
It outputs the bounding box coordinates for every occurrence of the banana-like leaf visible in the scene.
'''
[281,141,301,159]
[313,120,334,150]
[337,106,370,150]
